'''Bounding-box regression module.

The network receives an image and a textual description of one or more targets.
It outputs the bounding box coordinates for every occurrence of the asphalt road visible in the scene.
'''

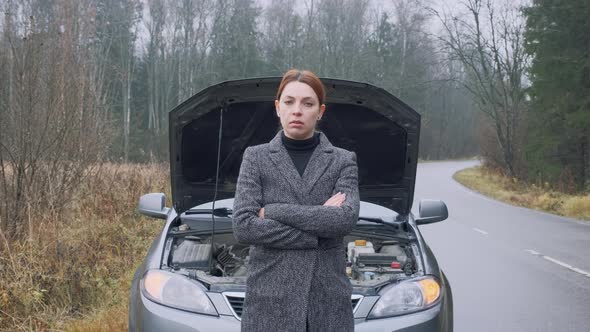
[412,161,590,332]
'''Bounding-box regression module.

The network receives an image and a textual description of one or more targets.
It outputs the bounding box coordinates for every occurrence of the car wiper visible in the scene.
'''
[185,207,233,217]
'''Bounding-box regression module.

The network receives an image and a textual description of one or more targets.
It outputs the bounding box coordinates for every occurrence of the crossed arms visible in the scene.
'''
[232,147,360,250]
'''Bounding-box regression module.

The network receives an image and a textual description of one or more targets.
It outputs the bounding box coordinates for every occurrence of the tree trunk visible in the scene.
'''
[582,137,589,190]
[123,62,131,163]
[399,27,407,97]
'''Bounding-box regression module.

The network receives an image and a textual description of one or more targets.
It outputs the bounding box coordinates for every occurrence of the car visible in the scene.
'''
[128,77,453,332]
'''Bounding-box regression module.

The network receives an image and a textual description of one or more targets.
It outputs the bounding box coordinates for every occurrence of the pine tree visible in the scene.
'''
[524,0,590,191]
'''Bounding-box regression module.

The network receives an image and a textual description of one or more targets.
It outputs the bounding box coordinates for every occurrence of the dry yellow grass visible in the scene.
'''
[61,299,128,332]
[0,162,170,331]
[454,166,590,221]
[563,196,590,219]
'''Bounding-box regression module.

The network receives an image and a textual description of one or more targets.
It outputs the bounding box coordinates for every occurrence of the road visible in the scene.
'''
[412,161,590,332]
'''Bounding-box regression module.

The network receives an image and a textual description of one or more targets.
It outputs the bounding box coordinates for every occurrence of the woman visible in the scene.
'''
[232,69,360,332]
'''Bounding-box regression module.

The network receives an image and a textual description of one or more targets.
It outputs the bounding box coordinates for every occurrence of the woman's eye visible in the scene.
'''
[305,103,313,107]
[284,100,294,105]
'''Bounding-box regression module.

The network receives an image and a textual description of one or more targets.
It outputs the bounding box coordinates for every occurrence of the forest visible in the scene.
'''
[0,0,588,329]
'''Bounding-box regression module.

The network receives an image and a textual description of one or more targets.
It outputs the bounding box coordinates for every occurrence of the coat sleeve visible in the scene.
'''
[232,147,319,249]
[264,151,360,238]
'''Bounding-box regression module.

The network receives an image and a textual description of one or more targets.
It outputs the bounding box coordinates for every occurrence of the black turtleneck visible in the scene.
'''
[281,131,320,177]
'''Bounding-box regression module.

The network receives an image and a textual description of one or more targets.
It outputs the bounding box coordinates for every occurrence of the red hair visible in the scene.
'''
[276,69,326,105]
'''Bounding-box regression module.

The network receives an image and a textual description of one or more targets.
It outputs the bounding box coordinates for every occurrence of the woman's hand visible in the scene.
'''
[323,192,346,207]
[258,207,265,218]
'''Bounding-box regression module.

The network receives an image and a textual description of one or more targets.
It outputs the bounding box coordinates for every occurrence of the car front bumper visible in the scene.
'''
[131,290,449,332]
[354,305,445,332]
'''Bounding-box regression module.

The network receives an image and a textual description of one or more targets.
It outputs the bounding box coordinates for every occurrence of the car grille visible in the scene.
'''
[222,292,363,321]
[225,294,246,317]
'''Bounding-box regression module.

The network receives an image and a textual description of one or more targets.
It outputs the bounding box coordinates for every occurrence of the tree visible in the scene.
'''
[95,0,142,162]
[143,0,168,158]
[208,0,261,81]
[261,0,303,74]
[432,0,530,176]
[314,0,369,77]
[0,0,109,239]
[360,12,395,84]
[173,0,214,100]
[524,0,590,191]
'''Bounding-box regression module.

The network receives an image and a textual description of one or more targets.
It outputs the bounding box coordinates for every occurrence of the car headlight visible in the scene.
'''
[368,276,441,319]
[140,270,218,316]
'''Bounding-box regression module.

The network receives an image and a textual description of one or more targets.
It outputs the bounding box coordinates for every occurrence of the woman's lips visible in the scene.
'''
[289,121,304,127]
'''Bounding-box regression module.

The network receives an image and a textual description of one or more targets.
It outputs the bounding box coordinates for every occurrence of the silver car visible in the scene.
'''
[129,78,453,331]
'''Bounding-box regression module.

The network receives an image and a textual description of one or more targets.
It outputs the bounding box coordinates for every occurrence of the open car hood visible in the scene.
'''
[169,77,420,215]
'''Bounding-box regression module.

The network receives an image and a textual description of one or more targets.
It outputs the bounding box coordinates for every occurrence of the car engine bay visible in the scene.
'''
[162,218,420,291]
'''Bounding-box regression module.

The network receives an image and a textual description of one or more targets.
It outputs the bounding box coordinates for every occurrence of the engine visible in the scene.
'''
[167,221,416,287]
[346,239,414,284]
[169,237,250,277]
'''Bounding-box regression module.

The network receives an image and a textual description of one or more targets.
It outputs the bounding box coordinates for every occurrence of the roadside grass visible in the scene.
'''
[454,166,590,221]
[0,163,169,331]
[60,268,138,332]
[62,295,128,332]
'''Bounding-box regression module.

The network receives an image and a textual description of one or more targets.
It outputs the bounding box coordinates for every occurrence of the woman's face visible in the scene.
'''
[275,81,326,140]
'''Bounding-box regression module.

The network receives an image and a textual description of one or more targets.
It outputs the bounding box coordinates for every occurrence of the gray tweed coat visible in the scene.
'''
[232,130,360,332]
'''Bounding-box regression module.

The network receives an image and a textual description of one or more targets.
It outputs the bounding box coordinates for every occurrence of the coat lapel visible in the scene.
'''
[268,130,335,202]
[301,132,334,194]
[268,131,304,200]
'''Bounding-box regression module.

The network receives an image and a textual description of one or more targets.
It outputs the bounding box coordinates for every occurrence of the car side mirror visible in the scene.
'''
[416,199,448,225]
[138,193,170,220]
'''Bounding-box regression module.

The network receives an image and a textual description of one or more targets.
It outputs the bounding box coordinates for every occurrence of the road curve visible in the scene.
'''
[412,161,590,332]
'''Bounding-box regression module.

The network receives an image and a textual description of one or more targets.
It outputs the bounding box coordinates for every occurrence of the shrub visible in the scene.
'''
[0,163,168,331]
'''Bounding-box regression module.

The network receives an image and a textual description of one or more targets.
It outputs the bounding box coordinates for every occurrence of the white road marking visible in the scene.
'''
[524,249,590,278]
[542,256,590,278]
[472,228,489,235]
